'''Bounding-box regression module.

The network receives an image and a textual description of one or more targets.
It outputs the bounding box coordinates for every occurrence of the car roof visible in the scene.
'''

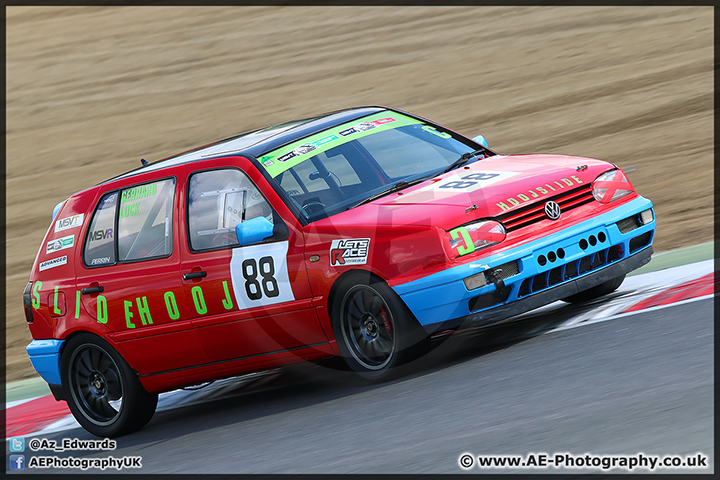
[108,106,387,183]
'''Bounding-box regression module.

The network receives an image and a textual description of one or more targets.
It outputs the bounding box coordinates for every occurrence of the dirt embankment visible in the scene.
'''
[6,6,713,381]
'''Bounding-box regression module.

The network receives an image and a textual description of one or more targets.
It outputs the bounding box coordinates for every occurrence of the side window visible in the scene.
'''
[84,192,118,266]
[188,169,274,251]
[84,178,176,267]
[117,179,176,261]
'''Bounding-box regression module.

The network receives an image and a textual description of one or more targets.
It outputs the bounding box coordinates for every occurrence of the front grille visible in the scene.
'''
[548,266,563,286]
[617,215,642,234]
[498,185,594,232]
[518,243,625,299]
[491,260,520,281]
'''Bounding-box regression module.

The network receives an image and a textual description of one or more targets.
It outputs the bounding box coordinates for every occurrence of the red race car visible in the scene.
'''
[24,106,655,436]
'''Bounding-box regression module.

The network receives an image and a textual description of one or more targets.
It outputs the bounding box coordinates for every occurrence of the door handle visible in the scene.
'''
[81,286,104,295]
[183,271,207,280]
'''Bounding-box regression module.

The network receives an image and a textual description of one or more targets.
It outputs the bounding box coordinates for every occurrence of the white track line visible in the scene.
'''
[5,396,43,410]
[22,371,281,438]
[549,293,714,334]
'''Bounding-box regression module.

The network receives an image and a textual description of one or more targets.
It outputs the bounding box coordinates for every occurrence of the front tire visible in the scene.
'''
[331,274,428,380]
[562,274,626,303]
[60,333,157,437]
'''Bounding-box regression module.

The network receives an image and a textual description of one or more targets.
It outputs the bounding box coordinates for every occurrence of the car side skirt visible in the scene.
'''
[136,342,334,394]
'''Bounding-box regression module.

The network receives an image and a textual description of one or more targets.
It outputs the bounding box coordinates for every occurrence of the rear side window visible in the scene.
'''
[83,178,176,266]
[84,193,118,266]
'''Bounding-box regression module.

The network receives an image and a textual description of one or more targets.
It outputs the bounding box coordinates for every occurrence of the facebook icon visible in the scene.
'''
[9,454,25,470]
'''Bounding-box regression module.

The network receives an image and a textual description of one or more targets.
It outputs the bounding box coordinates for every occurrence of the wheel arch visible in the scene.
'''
[326,268,389,318]
[326,267,430,380]
[58,330,158,437]
[58,329,140,377]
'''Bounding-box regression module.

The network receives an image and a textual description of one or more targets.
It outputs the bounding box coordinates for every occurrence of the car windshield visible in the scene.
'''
[260,111,491,222]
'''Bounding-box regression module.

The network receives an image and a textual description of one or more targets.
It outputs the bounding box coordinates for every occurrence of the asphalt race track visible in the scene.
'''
[15,296,713,474]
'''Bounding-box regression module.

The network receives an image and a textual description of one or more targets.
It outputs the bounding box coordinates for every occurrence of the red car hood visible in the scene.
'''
[319,154,616,231]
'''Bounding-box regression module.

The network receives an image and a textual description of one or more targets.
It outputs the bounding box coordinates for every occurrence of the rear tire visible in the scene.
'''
[562,274,625,303]
[331,274,429,381]
[60,333,157,437]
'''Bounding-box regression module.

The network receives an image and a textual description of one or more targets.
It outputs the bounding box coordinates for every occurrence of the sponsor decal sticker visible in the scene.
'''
[262,112,419,178]
[314,134,339,146]
[354,122,376,132]
[277,135,341,163]
[39,255,67,271]
[330,238,370,266]
[54,214,84,233]
[90,229,113,241]
[46,234,74,254]
[293,144,317,155]
[339,117,396,137]
[277,151,296,163]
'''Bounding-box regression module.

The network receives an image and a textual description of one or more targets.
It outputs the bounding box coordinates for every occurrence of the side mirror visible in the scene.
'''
[236,217,274,247]
[472,134,489,148]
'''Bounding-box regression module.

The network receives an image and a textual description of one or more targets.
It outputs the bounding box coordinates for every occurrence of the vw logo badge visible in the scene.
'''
[544,201,561,220]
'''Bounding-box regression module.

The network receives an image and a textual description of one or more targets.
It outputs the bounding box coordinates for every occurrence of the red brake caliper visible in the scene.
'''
[380,308,393,338]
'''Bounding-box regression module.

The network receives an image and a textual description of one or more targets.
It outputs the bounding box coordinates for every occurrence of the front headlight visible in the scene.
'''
[592,169,634,203]
[448,220,505,256]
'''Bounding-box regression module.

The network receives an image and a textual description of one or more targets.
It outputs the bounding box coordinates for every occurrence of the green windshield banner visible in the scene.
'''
[259,111,423,178]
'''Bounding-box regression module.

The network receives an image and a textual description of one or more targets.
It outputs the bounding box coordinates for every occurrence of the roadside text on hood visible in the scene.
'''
[496,176,583,211]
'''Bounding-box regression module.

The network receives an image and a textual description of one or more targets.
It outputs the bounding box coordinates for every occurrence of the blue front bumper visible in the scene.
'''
[27,339,65,386]
[393,196,655,332]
